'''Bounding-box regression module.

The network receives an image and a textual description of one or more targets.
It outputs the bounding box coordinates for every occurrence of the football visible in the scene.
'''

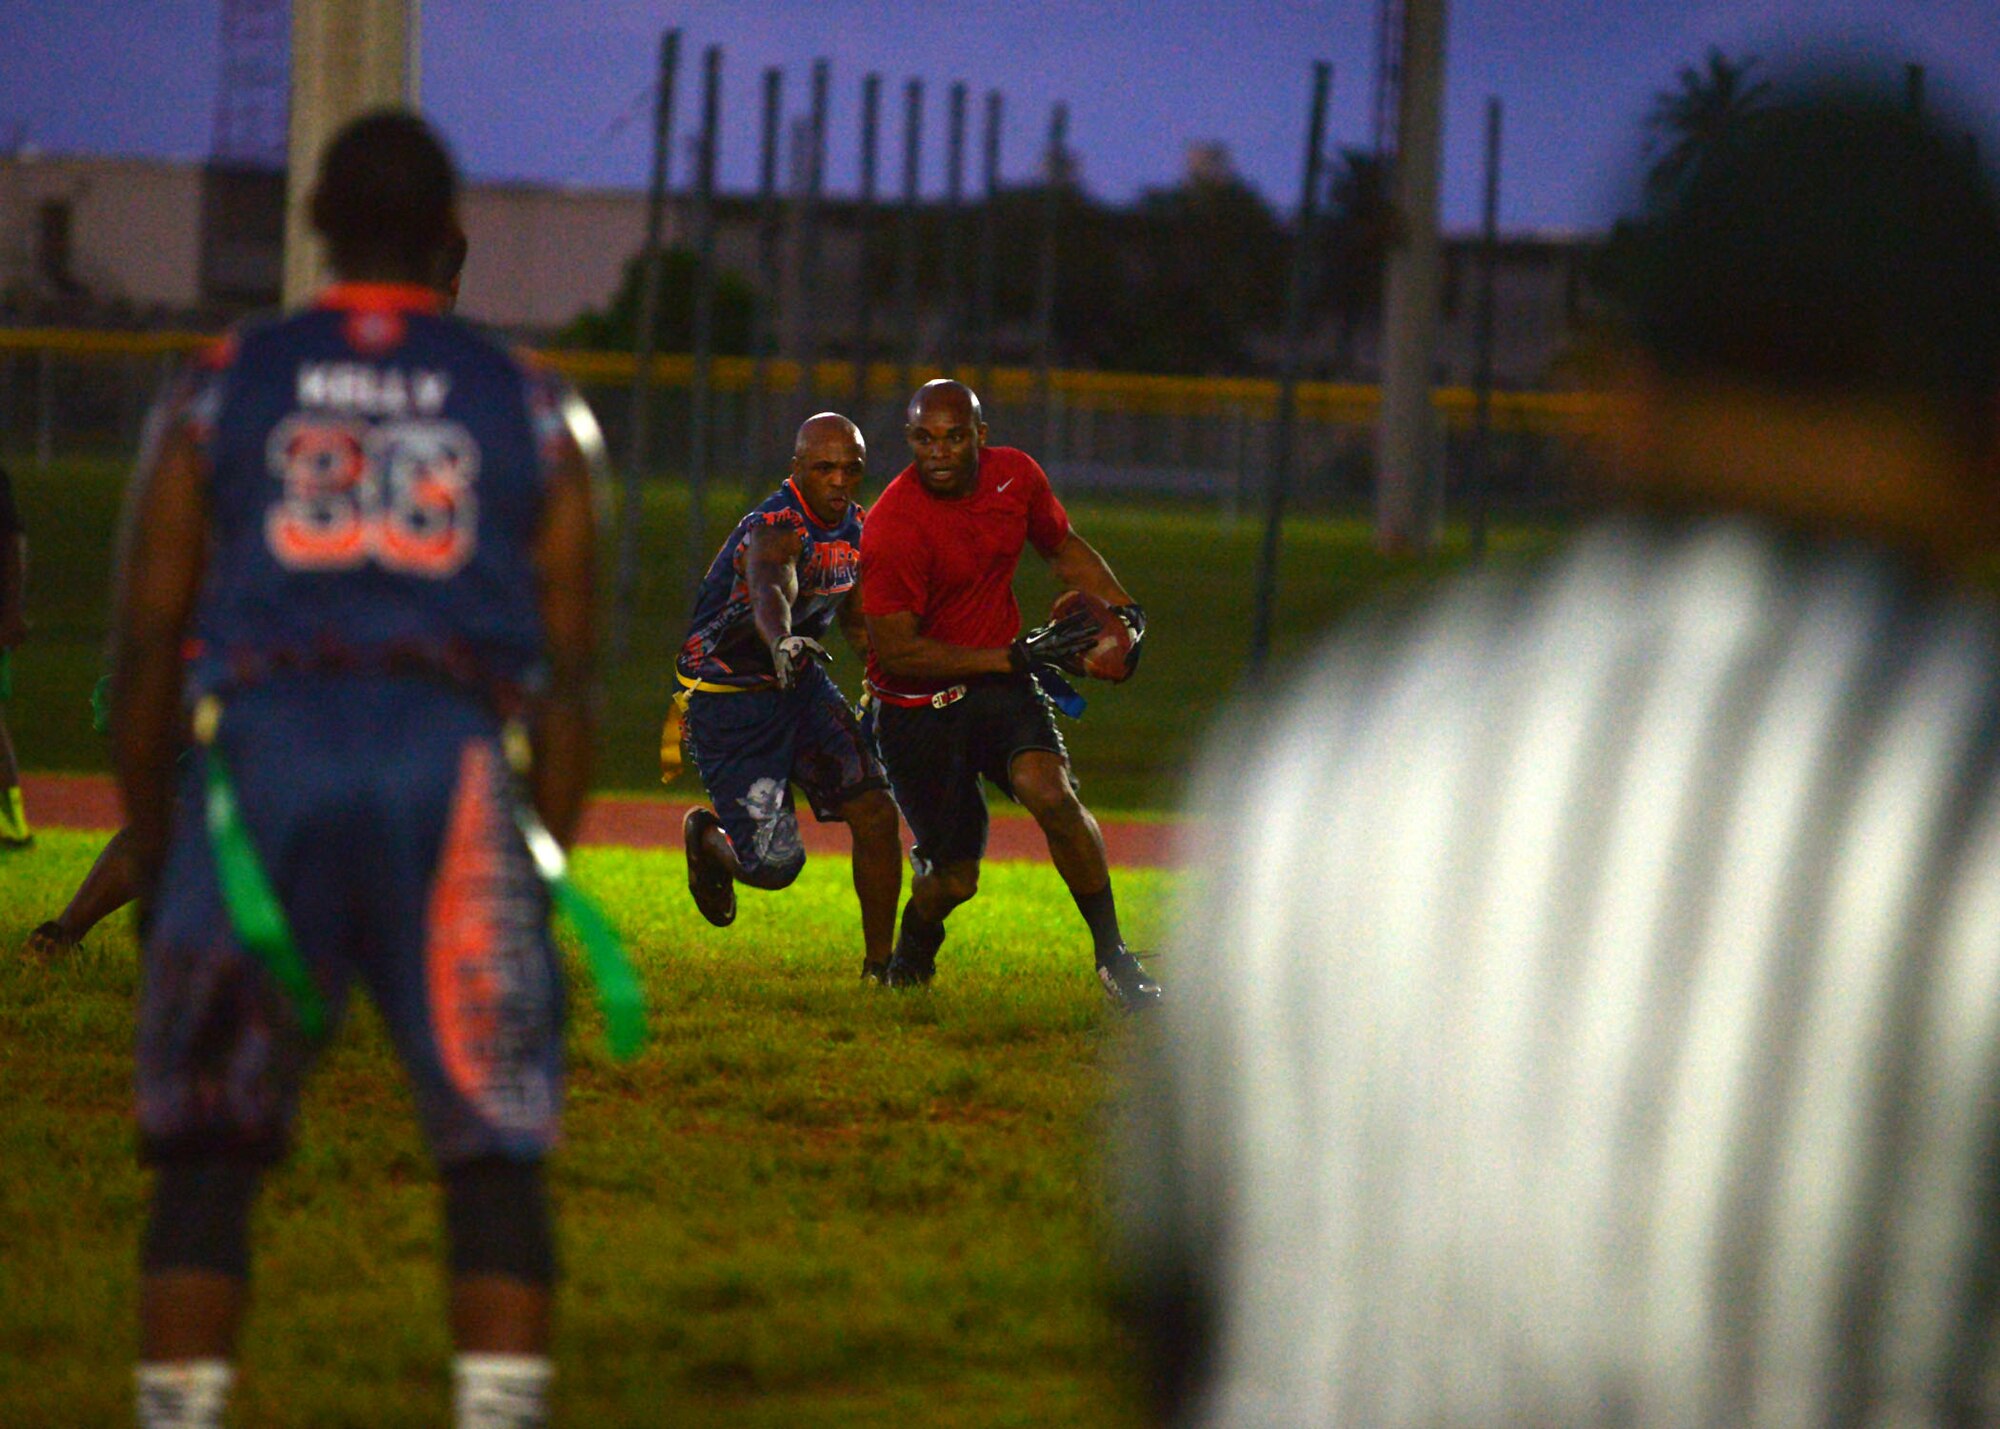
[1051,590,1137,683]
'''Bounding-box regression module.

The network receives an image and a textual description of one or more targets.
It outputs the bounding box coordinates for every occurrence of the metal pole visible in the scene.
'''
[897,78,925,396]
[976,90,1003,396]
[851,73,882,415]
[685,45,722,602]
[34,348,53,471]
[1373,0,1448,553]
[749,66,783,481]
[1906,62,1926,118]
[797,59,830,425]
[614,28,679,660]
[941,81,967,373]
[1248,62,1331,675]
[1468,95,1501,560]
[1035,102,1067,455]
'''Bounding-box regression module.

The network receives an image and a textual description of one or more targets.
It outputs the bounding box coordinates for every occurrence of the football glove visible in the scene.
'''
[772,634,833,690]
[1009,608,1100,674]
[1110,602,1146,674]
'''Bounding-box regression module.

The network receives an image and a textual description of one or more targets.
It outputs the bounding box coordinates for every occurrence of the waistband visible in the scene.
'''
[202,640,530,718]
[866,677,969,710]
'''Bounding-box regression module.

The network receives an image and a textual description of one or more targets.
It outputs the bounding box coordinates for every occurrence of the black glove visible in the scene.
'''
[771,634,833,690]
[1009,608,1099,674]
[1111,602,1146,674]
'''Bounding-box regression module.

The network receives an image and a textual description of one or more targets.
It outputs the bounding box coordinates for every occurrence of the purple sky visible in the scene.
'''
[5,0,1998,234]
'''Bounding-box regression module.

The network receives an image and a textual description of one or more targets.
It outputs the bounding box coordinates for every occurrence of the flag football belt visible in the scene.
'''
[865,678,968,710]
[190,692,645,1061]
[209,639,530,720]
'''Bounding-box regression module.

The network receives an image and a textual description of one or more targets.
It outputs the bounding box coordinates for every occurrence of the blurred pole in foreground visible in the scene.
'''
[1468,95,1502,560]
[851,73,882,418]
[1373,0,1449,554]
[683,45,721,603]
[1035,102,1068,455]
[1248,61,1331,676]
[283,0,409,307]
[898,78,926,395]
[749,66,782,482]
[614,27,679,661]
[976,90,1003,396]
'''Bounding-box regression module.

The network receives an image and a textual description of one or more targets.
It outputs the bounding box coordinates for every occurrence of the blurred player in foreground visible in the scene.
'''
[0,460,27,846]
[1117,80,2000,1425]
[859,379,1159,1009]
[25,221,474,961]
[674,411,903,978]
[113,112,596,1428]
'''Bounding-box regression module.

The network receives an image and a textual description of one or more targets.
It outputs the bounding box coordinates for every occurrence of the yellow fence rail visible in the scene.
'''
[0,327,1622,438]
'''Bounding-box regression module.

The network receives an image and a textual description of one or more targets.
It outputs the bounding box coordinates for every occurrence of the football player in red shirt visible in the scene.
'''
[860,379,1160,1009]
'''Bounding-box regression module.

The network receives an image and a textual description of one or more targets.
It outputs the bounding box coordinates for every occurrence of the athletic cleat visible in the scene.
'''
[682,807,737,927]
[25,921,77,958]
[860,958,890,985]
[883,951,936,988]
[1098,948,1163,1013]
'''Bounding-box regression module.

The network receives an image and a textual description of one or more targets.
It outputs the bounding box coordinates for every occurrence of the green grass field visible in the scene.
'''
[1,831,1173,1425]
[3,454,1556,810]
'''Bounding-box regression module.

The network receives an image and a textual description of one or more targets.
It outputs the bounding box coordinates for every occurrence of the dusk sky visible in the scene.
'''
[6,0,1999,234]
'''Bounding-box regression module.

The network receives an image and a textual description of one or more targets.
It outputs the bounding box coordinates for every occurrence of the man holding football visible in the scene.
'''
[675,412,904,980]
[860,378,1160,1010]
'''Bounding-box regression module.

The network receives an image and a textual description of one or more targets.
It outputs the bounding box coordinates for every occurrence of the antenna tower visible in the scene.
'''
[213,0,290,168]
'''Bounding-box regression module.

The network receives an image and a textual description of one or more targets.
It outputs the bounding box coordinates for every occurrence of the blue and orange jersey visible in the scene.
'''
[676,478,863,690]
[161,283,581,702]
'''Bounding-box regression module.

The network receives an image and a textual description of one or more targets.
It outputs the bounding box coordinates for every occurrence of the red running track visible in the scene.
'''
[19,773,1182,869]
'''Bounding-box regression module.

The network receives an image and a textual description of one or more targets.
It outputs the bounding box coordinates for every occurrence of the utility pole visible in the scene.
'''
[1373,0,1449,554]
[613,28,679,660]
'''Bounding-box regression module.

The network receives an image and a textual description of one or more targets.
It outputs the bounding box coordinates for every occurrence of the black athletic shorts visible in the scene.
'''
[866,673,1071,875]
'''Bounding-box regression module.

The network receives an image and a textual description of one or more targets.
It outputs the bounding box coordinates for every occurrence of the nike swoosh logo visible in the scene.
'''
[996,478,1014,492]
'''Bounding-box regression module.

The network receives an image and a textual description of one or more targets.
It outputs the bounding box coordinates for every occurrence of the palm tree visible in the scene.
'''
[1645,48,1772,197]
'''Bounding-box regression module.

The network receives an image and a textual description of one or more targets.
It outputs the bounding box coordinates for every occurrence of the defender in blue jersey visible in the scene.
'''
[111,113,596,1429]
[676,413,902,979]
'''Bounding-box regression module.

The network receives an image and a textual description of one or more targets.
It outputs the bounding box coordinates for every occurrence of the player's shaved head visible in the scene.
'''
[310,109,459,287]
[907,379,983,427]
[795,411,863,456]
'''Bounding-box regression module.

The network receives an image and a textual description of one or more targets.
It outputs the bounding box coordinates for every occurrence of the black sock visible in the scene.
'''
[1073,884,1124,963]
[894,905,947,967]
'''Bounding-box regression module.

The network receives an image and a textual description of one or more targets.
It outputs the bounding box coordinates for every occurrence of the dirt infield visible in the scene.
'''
[20,773,1182,869]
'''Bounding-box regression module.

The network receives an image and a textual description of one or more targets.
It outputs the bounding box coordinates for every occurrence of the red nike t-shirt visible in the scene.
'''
[860,445,1071,700]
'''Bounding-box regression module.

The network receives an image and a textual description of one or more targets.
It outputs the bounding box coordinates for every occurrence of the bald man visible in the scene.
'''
[859,380,1160,1010]
[674,413,902,977]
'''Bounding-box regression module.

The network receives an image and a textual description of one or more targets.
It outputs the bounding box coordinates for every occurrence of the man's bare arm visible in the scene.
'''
[744,522,804,653]
[864,609,1015,684]
[110,425,210,879]
[836,588,870,661]
[1043,532,1133,606]
[530,437,598,848]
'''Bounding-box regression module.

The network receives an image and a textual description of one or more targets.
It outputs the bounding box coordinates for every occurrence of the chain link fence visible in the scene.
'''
[0,329,1608,517]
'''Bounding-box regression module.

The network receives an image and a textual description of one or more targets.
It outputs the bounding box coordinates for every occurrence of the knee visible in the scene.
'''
[923,861,979,909]
[1014,766,1081,826]
[443,1156,556,1286]
[844,791,901,848]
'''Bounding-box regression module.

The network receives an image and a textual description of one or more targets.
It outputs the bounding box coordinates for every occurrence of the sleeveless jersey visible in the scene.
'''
[677,478,863,690]
[169,283,574,702]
